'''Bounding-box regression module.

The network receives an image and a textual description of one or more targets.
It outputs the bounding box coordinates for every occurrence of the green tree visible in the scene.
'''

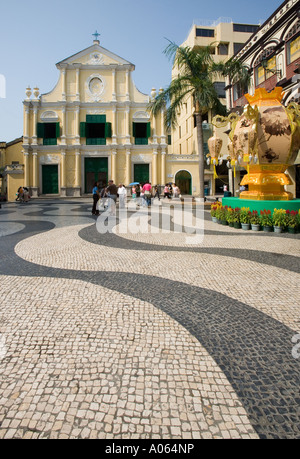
[212,56,251,108]
[148,41,227,198]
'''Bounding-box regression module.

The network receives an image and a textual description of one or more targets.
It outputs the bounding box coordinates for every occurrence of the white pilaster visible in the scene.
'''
[61,68,66,101]
[32,106,38,145]
[161,149,166,185]
[125,107,131,145]
[75,67,80,102]
[126,70,130,101]
[112,107,117,145]
[126,149,131,185]
[112,68,117,101]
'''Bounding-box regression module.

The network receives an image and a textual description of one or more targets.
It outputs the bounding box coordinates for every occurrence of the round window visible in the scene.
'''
[89,77,103,95]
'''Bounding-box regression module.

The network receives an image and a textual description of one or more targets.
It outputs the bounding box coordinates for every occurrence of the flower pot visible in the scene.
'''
[274,226,283,234]
[263,225,272,232]
[288,227,296,234]
[212,216,218,223]
[241,223,250,230]
[251,224,261,231]
[228,222,234,227]
[221,220,228,225]
[234,222,241,229]
[217,219,222,224]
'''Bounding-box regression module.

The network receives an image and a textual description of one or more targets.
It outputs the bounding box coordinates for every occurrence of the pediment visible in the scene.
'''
[57,43,134,68]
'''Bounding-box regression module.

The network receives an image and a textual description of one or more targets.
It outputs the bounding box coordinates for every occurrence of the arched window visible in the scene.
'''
[285,20,300,66]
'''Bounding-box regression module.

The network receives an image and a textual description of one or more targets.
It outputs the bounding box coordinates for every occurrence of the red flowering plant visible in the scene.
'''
[210,201,222,217]
[215,205,227,221]
[260,209,273,227]
[250,210,261,225]
[232,207,241,223]
[285,210,298,228]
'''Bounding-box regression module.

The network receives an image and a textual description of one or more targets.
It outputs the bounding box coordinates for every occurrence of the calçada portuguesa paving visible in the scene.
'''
[0,197,299,439]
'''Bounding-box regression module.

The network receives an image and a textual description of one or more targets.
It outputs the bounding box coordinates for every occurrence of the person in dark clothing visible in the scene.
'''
[106,180,118,215]
[153,185,160,201]
[92,182,100,215]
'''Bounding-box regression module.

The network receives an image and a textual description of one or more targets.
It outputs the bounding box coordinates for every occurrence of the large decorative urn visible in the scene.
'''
[207,130,223,179]
[212,87,300,200]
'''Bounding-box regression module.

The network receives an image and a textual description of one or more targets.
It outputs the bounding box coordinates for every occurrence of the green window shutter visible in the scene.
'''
[146,122,151,138]
[86,115,95,123]
[135,138,148,145]
[105,122,112,138]
[56,122,60,138]
[80,122,86,137]
[86,115,106,123]
[43,138,57,146]
[132,122,136,137]
[37,123,44,138]
[87,138,106,145]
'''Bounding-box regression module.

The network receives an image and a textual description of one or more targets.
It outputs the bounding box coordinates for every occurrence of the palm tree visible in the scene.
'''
[148,41,227,199]
[212,56,251,108]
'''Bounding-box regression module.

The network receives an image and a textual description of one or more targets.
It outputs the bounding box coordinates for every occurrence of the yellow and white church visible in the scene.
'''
[1,35,210,201]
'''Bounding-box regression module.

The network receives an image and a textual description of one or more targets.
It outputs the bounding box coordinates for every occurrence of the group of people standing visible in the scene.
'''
[163,183,180,200]
[16,187,30,203]
[92,180,181,215]
[131,182,154,207]
[92,180,119,216]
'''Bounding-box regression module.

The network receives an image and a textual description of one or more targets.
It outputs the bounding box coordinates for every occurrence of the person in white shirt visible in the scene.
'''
[117,184,127,208]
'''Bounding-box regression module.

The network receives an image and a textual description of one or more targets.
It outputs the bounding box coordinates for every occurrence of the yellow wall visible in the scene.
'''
[7,174,24,202]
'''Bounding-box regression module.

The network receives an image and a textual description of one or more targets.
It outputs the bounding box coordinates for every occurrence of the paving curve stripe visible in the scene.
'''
[0,274,258,439]
[0,219,299,438]
[14,223,299,331]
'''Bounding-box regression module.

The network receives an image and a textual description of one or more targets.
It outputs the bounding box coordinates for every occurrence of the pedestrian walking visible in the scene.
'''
[153,185,160,200]
[142,181,152,207]
[164,184,171,199]
[106,180,118,215]
[92,182,100,215]
[118,184,127,208]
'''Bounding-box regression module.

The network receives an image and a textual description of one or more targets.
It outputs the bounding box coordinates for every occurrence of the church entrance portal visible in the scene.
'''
[175,170,192,195]
[85,157,108,194]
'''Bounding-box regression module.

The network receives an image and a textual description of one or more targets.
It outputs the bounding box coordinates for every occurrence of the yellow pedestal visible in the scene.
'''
[240,165,293,201]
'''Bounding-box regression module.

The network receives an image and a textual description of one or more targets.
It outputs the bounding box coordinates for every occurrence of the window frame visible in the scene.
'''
[287,32,300,66]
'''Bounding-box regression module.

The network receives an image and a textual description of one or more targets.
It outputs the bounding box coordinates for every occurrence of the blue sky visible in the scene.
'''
[0,0,283,141]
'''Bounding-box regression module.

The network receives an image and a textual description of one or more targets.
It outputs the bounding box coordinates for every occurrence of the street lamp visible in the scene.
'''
[261,58,282,79]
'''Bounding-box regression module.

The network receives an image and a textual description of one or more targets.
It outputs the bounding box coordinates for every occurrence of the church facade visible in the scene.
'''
[21,37,170,199]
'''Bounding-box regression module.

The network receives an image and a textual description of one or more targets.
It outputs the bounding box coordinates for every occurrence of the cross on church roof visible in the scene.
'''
[92,30,100,42]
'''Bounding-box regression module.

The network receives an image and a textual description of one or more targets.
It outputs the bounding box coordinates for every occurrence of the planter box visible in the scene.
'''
[274,226,283,234]
[251,224,261,231]
[263,226,272,232]
[241,223,250,230]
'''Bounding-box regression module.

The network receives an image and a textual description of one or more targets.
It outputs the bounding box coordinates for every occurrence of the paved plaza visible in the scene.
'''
[0,197,299,439]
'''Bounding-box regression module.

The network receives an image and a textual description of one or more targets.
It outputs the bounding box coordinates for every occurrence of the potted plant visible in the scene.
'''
[285,210,299,233]
[250,210,261,231]
[217,206,228,225]
[232,207,241,229]
[226,206,235,227]
[273,208,286,233]
[260,209,273,232]
[239,207,251,230]
[210,201,221,223]
[216,205,227,224]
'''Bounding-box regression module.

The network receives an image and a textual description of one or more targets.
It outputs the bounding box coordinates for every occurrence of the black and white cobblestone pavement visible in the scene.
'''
[0,198,299,439]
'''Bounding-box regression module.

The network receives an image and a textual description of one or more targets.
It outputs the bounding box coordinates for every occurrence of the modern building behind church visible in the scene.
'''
[4,37,172,200]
